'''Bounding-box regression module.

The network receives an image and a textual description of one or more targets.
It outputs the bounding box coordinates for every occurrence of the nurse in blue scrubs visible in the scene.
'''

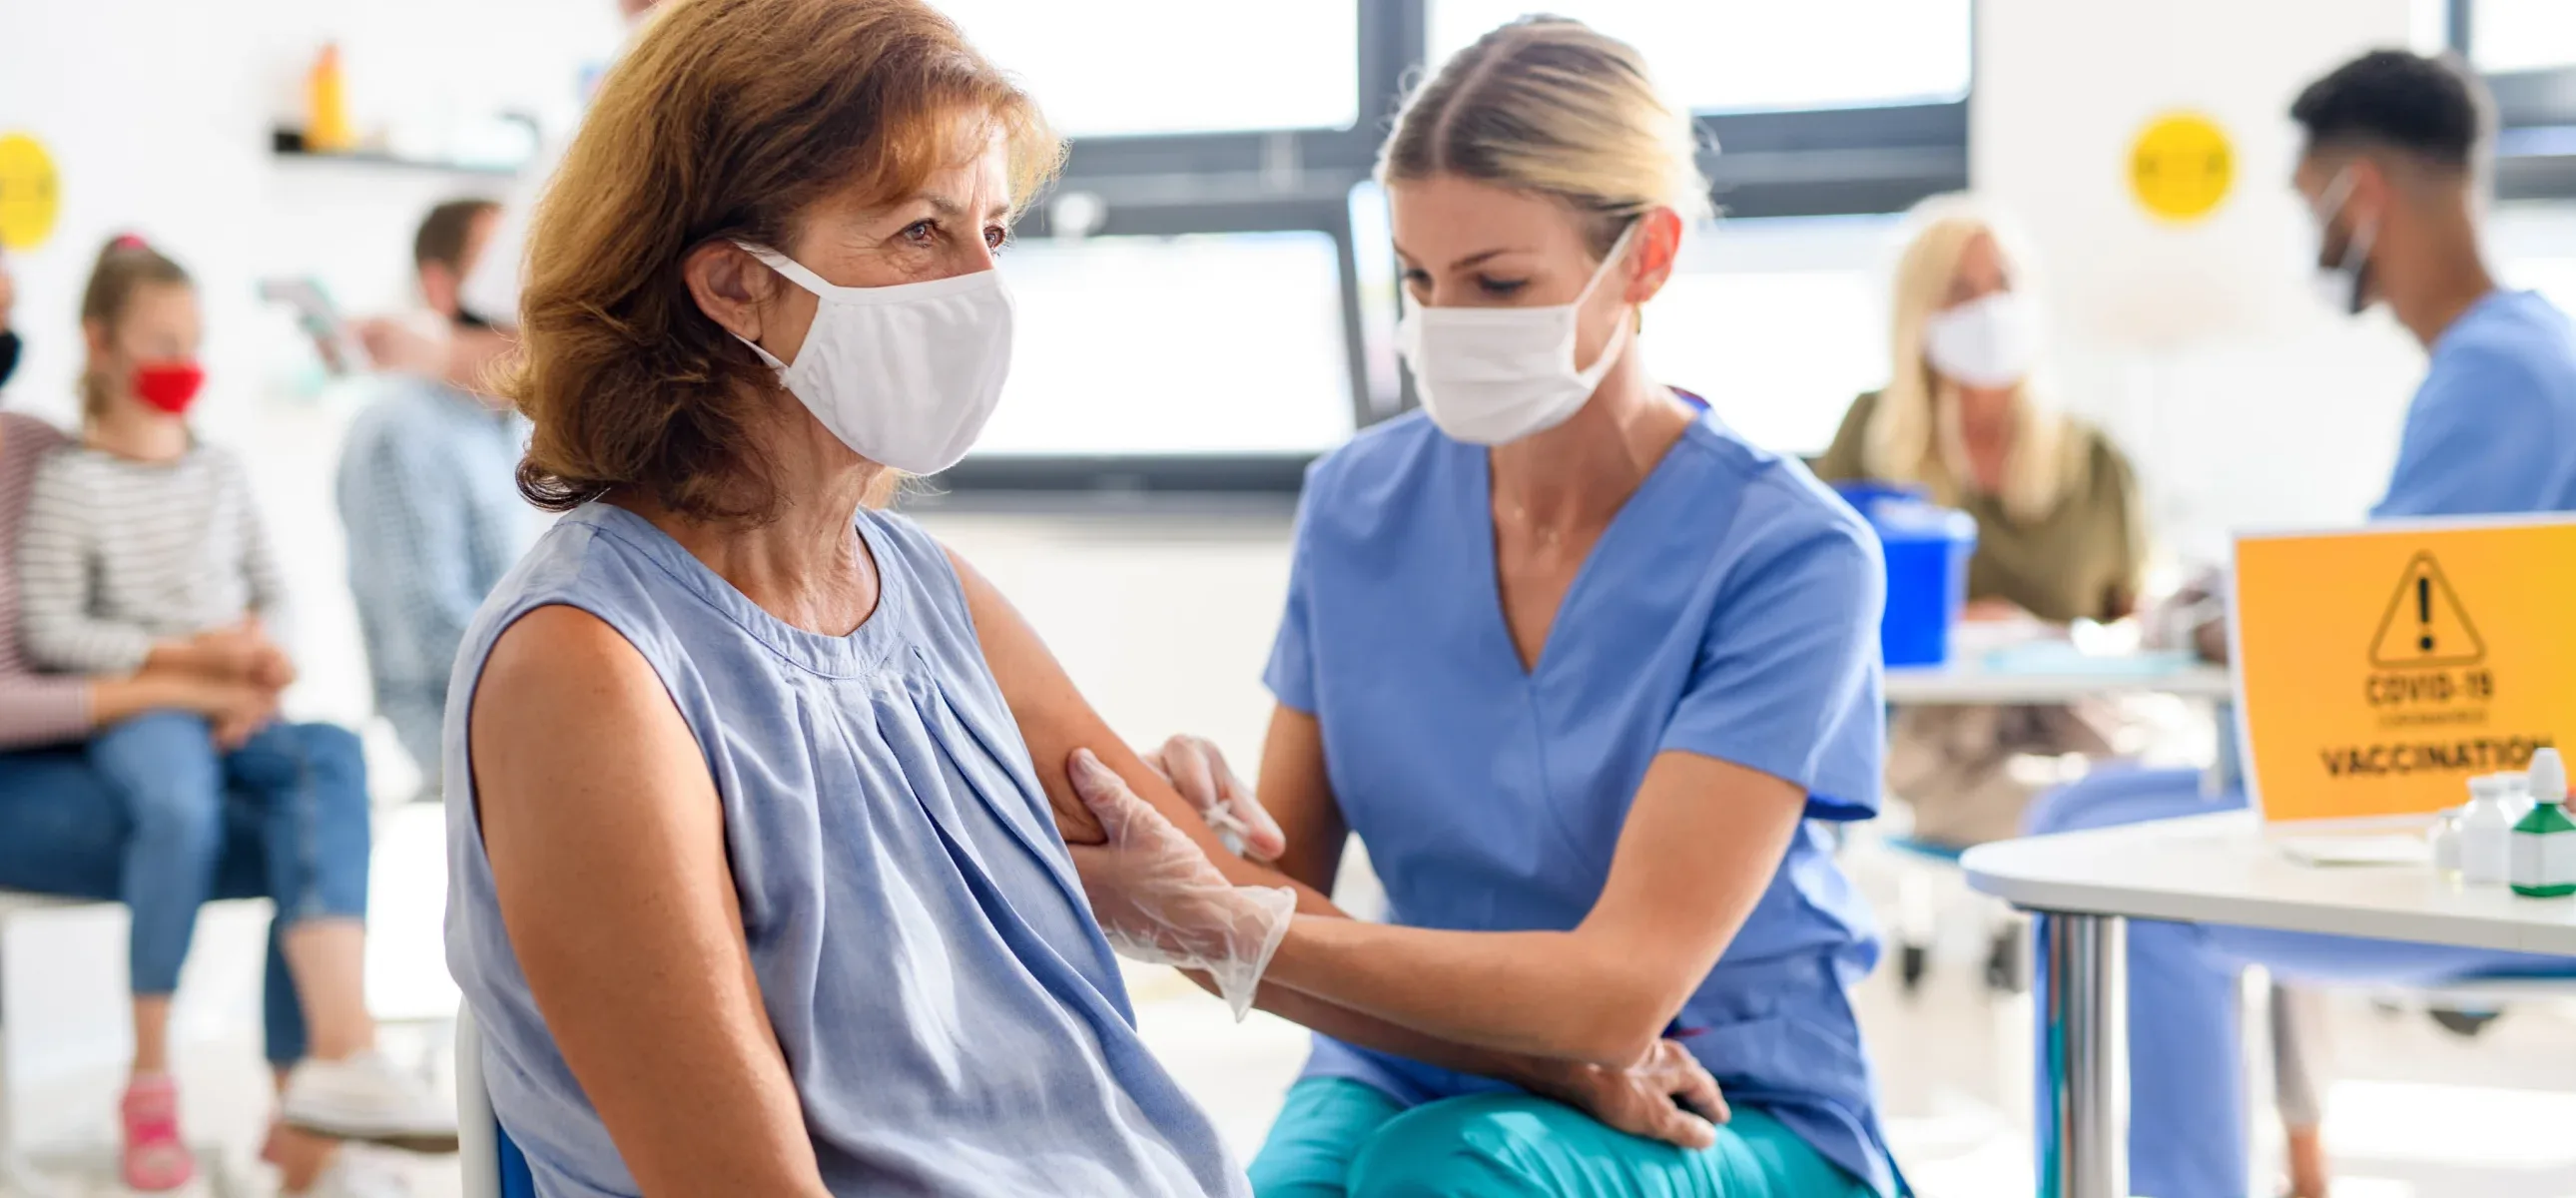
[2026,51,2576,1198]
[1065,16,1899,1198]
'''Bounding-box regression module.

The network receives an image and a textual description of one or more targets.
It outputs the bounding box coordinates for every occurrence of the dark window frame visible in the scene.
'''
[2450,1,2576,201]
[934,0,1969,495]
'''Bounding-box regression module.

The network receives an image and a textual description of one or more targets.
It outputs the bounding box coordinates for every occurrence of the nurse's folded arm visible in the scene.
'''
[1073,726,1810,1067]
[949,547,1730,1149]
[1258,751,1807,1065]
[470,605,833,1198]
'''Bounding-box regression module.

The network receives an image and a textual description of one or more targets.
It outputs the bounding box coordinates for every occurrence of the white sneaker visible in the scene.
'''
[293,1145,416,1198]
[281,1051,459,1153]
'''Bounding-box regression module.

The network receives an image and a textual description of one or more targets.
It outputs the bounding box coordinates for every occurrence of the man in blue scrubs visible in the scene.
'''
[2033,50,2576,1198]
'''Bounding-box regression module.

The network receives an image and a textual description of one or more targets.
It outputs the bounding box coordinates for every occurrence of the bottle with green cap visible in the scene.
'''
[2510,747,2576,898]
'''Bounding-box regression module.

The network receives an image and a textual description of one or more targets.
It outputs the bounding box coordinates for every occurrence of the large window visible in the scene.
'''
[2465,0,2576,73]
[972,233,1355,456]
[2450,0,2576,200]
[938,3,1359,137]
[1641,216,1897,458]
[931,0,1970,492]
[1427,0,1971,114]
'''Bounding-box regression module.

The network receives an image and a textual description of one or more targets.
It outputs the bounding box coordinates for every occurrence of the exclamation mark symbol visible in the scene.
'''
[2417,575,2434,653]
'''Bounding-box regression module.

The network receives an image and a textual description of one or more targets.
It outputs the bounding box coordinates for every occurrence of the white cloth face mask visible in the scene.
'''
[1398,223,1639,445]
[731,242,1015,474]
[1922,291,2036,388]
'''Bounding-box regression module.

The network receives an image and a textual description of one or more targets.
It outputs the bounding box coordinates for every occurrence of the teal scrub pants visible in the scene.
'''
[1249,1078,1873,1198]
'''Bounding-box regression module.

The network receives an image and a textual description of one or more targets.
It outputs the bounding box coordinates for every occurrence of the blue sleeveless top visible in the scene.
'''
[443,502,1245,1198]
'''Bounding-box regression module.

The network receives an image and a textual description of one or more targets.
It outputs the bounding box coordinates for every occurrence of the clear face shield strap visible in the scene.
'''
[2312,168,2374,276]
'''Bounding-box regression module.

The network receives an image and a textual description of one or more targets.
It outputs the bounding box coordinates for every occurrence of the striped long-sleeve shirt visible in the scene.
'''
[16,439,288,676]
[0,413,92,748]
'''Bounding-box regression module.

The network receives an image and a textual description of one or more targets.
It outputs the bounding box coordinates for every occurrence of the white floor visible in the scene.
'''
[8,507,2576,1197]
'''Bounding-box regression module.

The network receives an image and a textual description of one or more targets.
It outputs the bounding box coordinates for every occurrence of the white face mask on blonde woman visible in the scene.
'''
[1922,291,2035,388]
[1398,223,1639,445]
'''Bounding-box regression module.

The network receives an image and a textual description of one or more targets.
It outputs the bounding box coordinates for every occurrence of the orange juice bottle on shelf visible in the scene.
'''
[307,43,353,153]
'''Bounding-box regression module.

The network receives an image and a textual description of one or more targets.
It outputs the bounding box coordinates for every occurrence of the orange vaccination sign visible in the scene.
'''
[2232,517,2576,829]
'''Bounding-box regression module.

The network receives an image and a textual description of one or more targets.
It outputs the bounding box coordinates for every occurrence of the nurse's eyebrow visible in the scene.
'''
[1391,242,1529,272]
[1446,248,1522,270]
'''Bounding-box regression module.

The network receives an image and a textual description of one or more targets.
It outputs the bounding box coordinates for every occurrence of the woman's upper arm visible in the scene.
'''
[943,545,1345,915]
[1256,703,1346,896]
[469,605,827,1197]
[1807,392,1875,481]
[2101,436,2148,620]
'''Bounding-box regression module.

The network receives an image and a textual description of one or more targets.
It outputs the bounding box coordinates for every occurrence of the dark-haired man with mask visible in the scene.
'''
[2298,49,2576,516]
[2027,50,2576,1198]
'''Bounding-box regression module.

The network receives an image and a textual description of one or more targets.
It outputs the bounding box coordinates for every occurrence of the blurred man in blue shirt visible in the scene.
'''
[2297,50,2576,518]
[337,199,538,794]
[2039,51,2576,1198]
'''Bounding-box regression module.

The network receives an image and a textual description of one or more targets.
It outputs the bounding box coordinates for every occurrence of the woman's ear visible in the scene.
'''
[81,316,113,361]
[682,242,776,342]
[1623,207,1686,305]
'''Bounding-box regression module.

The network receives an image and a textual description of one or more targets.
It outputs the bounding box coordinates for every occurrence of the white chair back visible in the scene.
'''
[455,1004,502,1198]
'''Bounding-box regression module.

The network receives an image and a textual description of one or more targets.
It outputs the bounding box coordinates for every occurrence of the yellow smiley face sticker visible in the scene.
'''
[0,133,61,252]
[2129,112,2233,223]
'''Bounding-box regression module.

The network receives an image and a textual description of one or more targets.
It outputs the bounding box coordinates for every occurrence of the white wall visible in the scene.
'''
[0,0,621,1090]
[0,0,622,732]
[1973,0,2430,564]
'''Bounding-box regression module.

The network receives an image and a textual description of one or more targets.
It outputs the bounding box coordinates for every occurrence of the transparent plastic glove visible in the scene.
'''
[1142,734,1287,862]
[1064,749,1296,1020]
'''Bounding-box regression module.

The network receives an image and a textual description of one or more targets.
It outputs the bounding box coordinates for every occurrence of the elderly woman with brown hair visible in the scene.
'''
[444,1,1249,1192]
[446,1,1724,1194]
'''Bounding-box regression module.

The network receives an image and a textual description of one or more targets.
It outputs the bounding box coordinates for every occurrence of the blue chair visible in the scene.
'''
[455,1005,536,1198]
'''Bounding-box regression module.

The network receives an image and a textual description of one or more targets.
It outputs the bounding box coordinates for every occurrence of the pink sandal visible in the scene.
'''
[120,1073,197,1192]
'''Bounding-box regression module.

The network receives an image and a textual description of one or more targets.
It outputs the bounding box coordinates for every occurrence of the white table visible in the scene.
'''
[1883,660,2234,706]
[1961,811,2576,1198]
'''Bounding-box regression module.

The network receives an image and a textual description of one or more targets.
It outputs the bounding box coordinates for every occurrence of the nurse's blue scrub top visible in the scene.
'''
[1264,406,1899,1196]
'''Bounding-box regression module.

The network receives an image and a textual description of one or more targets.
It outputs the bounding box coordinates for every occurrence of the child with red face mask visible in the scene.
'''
[16,237,291,700]
[8,237,427,1193]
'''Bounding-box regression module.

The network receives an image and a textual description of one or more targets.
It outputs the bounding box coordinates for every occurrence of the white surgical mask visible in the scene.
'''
[1398,223,1638,444]
[2306,168,2375,317]
[1923,291,2035,388]
[732,242,1014,474]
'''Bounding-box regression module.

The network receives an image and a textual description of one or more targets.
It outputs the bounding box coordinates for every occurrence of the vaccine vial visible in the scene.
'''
[2461,776,2516,887]
[2510,748,2576,898]
[2429,806,2464,880]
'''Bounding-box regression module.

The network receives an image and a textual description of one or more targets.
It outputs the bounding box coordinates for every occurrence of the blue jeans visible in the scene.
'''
[2025,767,2576,1197]
[0,714,372,1065]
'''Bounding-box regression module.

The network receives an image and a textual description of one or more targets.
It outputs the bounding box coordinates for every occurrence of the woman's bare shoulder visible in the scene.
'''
[471,603,704,818]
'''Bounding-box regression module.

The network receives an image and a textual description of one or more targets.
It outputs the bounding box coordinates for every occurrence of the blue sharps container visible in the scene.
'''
[1830,482,1978,668]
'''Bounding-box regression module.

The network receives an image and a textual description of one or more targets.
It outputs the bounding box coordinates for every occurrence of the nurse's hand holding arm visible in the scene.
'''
[1069,745,1807,1066]
[1069,749,1297,1017]
[955,551,1729,1148]
[1067,753,1731,1145]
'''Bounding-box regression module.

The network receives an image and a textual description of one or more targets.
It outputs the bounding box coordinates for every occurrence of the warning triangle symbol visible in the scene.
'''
[2368,552,2486,668]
